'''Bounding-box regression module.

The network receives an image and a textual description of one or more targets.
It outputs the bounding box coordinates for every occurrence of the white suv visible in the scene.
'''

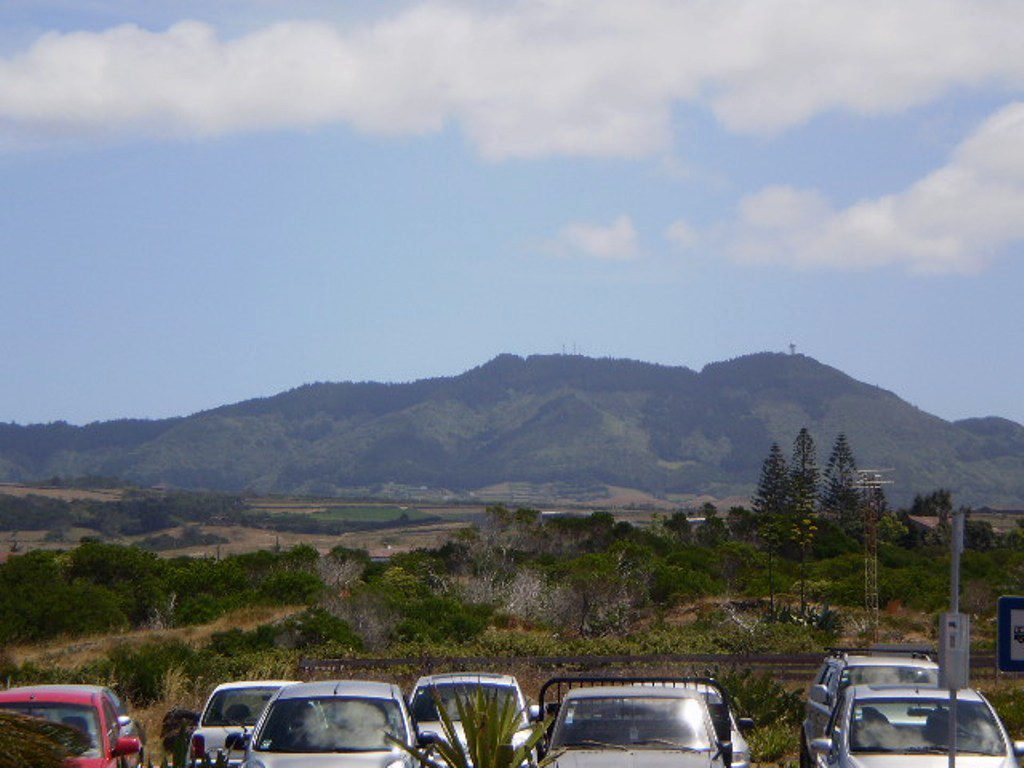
[800,648,938,768]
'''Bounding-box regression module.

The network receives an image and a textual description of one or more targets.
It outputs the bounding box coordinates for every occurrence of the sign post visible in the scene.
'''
[939,510,965,768]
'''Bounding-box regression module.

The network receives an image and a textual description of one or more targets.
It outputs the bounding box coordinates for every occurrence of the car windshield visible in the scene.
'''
[203,687,279,726]
[849,698,1005,756]
[411,683,521,724]
[840,665,937,690]
[255,696,406,753]
[550,695,711,751]
[0,702,101,757]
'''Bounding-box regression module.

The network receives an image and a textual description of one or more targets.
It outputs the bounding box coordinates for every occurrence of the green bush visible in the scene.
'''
[105,639,197,706]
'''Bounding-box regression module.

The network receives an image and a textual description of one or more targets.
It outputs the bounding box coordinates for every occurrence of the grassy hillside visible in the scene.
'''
[3,352,1024,506]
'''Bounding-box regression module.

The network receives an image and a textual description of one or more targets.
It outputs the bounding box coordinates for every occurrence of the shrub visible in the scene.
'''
[105,639,197,706]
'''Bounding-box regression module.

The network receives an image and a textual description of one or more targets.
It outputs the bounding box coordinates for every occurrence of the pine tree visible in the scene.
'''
[753,442,789,611]
[790,428,819,613]
[821,433,860,538]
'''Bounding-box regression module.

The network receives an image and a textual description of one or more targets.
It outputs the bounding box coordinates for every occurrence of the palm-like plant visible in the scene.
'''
[0,710,90,768]
[394,688,547,768]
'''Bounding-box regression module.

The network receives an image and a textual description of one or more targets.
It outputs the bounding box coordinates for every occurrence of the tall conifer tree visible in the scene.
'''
[821,433,860,538]
[790,428,819,612]
[753,442,789,611]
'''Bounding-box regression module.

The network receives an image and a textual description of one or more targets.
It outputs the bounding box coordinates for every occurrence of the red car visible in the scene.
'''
[0,684,142,767]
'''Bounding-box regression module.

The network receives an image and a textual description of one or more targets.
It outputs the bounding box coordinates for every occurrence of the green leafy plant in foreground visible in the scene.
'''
[391,688,547,768]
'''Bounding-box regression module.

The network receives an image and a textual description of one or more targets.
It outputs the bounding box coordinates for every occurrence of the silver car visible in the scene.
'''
[811,684,1024,768]
[542,684,735,768]
[801,648,939,768]
[409,672,536,759]
[239,680,416,768]
[190,680,297,766]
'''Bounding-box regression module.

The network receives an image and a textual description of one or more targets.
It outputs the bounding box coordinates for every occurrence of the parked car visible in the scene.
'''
[409,671,536,758]
[237,680,416,768]
[190,680,298,767]
[810,683,1024,768]
[699,684,755,768]
[0,684,143,768]
[801,646,938,768]
[536,676,739,768]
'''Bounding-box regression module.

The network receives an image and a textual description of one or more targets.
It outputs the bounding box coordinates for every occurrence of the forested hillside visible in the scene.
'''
[3,352,1024,507]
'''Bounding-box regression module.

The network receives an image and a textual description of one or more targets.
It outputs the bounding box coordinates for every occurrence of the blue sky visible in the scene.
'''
[2,0,1023,426]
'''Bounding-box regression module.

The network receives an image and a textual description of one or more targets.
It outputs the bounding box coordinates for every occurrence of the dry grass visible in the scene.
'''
[6,605,302,669]
[0,483,123,502]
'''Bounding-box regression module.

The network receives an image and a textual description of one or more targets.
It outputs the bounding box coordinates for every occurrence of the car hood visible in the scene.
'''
[247,750,408,768]
[418,722,533,748]
[550,748,713,768]
[851,755,1013,768]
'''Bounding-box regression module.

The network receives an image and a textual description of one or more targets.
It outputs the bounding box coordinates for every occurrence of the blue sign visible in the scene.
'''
[997,596,1024,672]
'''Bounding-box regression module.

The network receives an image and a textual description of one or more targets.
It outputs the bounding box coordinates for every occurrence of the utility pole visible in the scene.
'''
[855,469,892,640]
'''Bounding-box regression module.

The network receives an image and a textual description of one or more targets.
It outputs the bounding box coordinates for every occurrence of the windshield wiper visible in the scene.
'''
[630,739,705,752]
[559,740,629,751]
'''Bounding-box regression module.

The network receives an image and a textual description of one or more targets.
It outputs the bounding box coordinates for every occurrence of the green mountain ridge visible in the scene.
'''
[2,352,1023,507]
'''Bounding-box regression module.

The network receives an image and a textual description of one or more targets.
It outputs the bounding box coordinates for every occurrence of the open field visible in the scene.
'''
[0,482,124,502]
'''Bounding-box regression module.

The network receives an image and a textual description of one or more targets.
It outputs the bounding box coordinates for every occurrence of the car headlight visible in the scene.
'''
[387,759,408,768]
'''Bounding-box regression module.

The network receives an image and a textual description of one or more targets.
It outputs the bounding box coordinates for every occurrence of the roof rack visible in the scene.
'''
[827,644,936,660]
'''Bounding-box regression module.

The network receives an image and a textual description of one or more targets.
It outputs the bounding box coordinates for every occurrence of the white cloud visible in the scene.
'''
[728,102,1024,274]
[2,0,1024,156]
[666,219,698,249]
[552,215,641,261]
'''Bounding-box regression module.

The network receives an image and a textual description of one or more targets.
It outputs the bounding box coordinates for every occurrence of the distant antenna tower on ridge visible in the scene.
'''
[789,343,797,355]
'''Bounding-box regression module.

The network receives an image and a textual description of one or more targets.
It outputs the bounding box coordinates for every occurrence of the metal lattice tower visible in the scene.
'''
[855,469,893,639]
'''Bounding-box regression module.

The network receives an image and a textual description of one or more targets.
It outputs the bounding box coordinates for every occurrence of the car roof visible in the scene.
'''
[841,655,938,668]
[412,673,520,688]
[847,684,983,702]
[275,680,404,700]
[0,685,105,705]
[563,685,704,701]
[209,680,298,693]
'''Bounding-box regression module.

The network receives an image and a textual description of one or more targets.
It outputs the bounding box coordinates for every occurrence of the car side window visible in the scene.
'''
[818,664,838,703]
[815,663,831,685]
[825,691,847,741]
[103,699,119,750]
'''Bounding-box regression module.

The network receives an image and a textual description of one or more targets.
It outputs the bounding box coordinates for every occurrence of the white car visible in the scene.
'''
[811,684,1024,768]
[239,680,416,768]
[540,682,735,768]
[408,672,536,758]
[190,680,298,767]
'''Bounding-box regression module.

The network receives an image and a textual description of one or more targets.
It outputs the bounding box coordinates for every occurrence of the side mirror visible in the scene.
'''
[224,732,250,751]
[111,737,141,757]
[418,731,443,748]
[1013,741,1024,757]
[737,717,755,733]
[810,737,833,755]
[528,704,541,722]
[809,685,830,706]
